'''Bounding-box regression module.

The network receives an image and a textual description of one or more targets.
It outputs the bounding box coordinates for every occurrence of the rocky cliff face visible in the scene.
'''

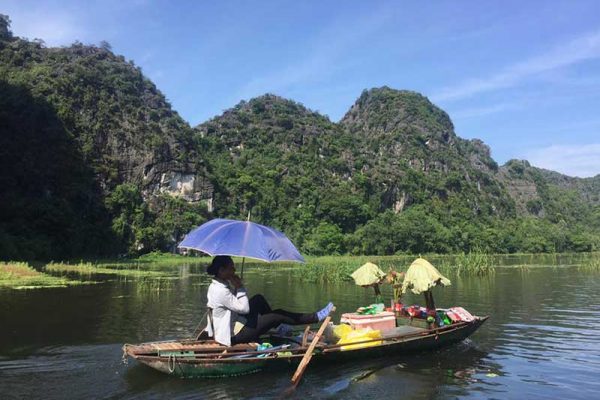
[340,87,512,217]
[498,159,599,222]
[143,163,214,210]
[194,94,357,234]
[0,36,213,205]
[0,29,212,258]
[341,88,456,145]
[535,168,600,206]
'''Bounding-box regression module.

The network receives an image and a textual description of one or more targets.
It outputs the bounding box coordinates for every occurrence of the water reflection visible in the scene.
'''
[1,260,600,399]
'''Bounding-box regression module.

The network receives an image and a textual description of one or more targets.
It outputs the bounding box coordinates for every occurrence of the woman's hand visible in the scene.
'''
[229,274,244,289]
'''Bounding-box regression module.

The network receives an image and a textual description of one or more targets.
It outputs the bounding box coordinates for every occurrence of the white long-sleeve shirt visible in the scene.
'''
[206,278,250,346]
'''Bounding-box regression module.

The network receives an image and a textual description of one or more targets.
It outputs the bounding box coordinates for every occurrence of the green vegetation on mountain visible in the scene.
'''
[1,15,598,260]
[0,15,207,259]
[196,94,369,251]
[198,89,599,254]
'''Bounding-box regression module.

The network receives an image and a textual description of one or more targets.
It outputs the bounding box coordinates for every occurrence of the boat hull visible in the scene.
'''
[136,357,267,378]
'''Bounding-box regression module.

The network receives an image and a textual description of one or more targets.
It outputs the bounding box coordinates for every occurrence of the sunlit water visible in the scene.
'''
[1,261,599,399]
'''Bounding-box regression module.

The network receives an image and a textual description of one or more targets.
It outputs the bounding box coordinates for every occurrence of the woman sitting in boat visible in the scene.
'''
[205,255,333,346]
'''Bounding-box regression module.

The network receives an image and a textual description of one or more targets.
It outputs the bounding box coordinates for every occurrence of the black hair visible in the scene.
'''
[207,255,233,276]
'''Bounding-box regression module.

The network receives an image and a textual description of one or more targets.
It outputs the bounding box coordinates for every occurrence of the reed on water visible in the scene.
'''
[0,262,75,289]
[45,262,169,277]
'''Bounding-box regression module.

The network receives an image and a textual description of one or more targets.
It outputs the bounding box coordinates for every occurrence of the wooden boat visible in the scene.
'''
[122,314,488,378]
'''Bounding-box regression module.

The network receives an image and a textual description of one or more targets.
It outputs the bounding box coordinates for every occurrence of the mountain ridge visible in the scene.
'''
[1,18,598,258]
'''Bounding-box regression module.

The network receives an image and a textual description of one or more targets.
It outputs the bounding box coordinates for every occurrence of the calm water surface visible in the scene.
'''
[1,261,599,399]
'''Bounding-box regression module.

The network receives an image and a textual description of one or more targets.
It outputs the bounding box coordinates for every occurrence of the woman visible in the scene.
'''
[205,255,333,346]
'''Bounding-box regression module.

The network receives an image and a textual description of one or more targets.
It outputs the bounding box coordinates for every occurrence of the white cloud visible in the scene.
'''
[8,9,88,46]
[524,143,600,178]
[432,30,600,102]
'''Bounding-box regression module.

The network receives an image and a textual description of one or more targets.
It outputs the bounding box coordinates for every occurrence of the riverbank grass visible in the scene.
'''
[72,251,211,269]
[134,251,211,264]
[45,262,171,277]
[296,253,496,283]
[296,255,416,283]
[0,262,75,289]
[578,256,600,271]
[441,251,495,276]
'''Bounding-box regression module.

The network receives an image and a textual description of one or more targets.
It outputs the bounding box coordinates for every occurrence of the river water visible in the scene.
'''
[1,260,599,399]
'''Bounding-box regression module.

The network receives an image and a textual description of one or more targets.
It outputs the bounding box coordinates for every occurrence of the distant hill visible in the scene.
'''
[0,16,210,259]
[1,15,598,259]
[340,88,513,217]
[196,88,599,254]
[498,159,599,223]
[195,94,366,253]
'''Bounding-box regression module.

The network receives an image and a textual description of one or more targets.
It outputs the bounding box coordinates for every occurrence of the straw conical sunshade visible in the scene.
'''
[351,262,386,286]
[401,258,451,295]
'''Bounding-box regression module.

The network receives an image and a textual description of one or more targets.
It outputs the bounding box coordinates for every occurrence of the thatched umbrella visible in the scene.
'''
[401,258,451,310]
[351,262,386,302]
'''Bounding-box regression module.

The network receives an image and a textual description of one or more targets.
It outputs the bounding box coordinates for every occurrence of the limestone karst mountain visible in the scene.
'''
[1,16,598,259]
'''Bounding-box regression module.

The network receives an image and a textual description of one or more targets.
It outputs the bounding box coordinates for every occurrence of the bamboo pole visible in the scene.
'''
[424,290,435,310]
[290,306,336,388]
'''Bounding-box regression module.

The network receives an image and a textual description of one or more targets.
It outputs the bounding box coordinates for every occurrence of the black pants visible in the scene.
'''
[231,294,317,344]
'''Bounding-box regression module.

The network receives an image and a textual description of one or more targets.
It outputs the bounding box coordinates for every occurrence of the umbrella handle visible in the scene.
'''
[241,211,250,280]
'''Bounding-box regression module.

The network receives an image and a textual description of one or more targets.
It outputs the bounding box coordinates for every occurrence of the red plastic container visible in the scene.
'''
[340,311,396,332]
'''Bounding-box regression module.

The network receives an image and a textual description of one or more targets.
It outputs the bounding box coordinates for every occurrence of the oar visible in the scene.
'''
[290,306,336,388]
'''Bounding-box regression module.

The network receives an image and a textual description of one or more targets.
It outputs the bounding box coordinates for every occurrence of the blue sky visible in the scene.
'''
[3,0,600,177]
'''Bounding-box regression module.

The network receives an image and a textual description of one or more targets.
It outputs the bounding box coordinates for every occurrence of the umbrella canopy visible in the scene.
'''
[401,258,451,295]
[178,218,305,263]
[351,262,386,286]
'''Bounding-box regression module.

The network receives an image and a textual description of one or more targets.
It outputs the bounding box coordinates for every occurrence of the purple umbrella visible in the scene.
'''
[178,218,305,276]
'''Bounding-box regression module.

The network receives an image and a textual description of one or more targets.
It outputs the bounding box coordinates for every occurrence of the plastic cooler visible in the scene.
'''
[340,311,396,331]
